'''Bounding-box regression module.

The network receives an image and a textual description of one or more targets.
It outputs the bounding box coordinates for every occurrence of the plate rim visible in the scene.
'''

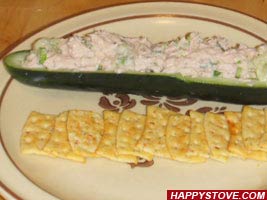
[1,1,267,200]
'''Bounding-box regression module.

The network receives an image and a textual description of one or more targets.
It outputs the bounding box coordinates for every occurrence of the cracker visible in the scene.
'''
[187,111,209,162]
[96,111,119,160]
[224,111,247,159]
[116,110,146,161]
[96,110,138,163]
[259,108,267,152]
[136,106,173,159]
[166,114,206,163]
[247,150,267,161]
[166,114,191,162]
[241,106,265,151]
[204,112,230,162]
[44,112,86,163]
[20,111,55,156]
[67,110,103,157]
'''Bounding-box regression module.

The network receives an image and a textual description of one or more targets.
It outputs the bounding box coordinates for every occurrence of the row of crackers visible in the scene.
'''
[20,105,267,164]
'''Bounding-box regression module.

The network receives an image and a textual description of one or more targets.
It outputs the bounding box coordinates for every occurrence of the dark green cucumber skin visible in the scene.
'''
[4,51,267,104]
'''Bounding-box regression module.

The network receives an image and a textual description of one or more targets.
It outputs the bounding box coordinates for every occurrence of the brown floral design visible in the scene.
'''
[98,93,228,168]
[129,160,154,169]
[140,95,198,112]
[185,106,227,115]
[98,93,136,112]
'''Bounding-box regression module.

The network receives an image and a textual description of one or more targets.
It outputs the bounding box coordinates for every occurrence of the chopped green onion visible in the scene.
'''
[97,65,103,70]
[235,67,243,78]
[253,52,267,81]
[38,48,47,64]
[119,56,127,65]
[236,60,241,64]
[213,70,222,77]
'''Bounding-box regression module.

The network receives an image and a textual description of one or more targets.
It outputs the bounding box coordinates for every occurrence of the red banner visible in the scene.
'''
[167,190,267,200]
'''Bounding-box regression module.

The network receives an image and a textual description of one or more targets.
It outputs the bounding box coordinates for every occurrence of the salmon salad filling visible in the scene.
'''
[24,30,267,81]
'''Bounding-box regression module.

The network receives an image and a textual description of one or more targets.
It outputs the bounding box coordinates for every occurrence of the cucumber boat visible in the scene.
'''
[3,30,267,104]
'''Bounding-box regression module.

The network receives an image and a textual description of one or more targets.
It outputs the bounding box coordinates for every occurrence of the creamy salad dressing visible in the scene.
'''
[24,30,267,81]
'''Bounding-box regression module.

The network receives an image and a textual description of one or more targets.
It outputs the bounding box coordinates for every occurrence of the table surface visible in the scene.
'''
[0,0,267,199]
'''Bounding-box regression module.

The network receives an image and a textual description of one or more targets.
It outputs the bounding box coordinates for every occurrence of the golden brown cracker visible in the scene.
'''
[166,114,191,162]
[136,106,174,159]
[20,111,56,156]
[44,112,86,163]
[224,111,247,159]
[96,110,138,163]
[116,110,146,160]
[242,106,265,151]
[204,112,230,162]
[259,108,267,152]
[67,110,103,157]
[187,111,209,162]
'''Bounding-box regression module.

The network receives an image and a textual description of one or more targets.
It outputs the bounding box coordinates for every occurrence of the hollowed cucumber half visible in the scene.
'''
[4,50,267,104]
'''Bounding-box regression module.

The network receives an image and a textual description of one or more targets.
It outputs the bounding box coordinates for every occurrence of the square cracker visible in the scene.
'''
[116,110,146,161]
[96,110,138,163]
[187,111,209,162]
[67,110,103,157]
[20,111,55,156]
[224,111,247,159]
[44,112,86,163]
[204,112,230,162]
[224,109,267,161]
[259,108,267,152]
[136,106,174,159]
[241,106,265,151]
[166,114,192,162]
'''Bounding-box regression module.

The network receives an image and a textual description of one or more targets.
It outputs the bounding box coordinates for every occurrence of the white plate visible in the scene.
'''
[1,2,267,200]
